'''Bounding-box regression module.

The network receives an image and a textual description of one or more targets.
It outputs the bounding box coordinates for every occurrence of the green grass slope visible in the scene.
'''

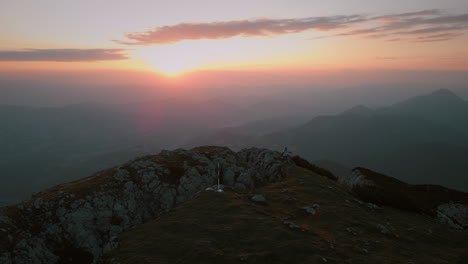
[105,166,467,264]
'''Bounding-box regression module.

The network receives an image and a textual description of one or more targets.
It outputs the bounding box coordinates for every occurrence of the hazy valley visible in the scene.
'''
[3,86,468,206]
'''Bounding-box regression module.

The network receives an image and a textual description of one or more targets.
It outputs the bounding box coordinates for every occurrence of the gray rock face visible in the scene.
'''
[338,169,374,188]
[436,203,468,229]
[0,147,287,263]
[283,220,300,229]
[251,195,266,202]
[302,206,317,215]
[377,224,390,235]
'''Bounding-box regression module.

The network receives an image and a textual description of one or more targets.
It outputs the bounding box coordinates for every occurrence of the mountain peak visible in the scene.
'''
[427,88,463,101]
[341,105,373,116]
[390,88,465,110]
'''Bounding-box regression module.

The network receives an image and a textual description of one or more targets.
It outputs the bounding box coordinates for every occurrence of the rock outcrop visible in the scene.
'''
[437,203,468,229]
[0,147,288,264]
[337,168,468,230]
[290,157,468,230]
[337,168,374,188]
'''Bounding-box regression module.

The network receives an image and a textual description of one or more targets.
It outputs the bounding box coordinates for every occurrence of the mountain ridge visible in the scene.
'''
[1,146,467,263]
[188,89,468,191]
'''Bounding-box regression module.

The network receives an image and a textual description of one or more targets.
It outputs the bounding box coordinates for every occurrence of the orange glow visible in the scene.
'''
[1,0,468,82]
[1,34,467,79]
[0,60,148,74]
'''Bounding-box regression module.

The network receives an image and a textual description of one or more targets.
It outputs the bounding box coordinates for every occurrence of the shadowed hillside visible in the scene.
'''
[1,146,466,263]
[105,165,468,264]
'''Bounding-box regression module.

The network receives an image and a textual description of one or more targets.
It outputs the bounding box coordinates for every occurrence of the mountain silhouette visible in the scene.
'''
[189,89,468,191]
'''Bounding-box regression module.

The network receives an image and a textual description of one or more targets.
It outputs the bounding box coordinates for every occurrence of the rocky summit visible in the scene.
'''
[1,146,468,264]
[0,147,287,264]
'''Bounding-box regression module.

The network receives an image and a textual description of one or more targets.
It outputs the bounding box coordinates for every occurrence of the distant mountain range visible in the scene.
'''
[0,98,253,205]
[188,89,468,191]
[2,88,467,206]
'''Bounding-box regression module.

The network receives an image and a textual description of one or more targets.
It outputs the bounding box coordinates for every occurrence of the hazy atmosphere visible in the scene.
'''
[1,1,468,263]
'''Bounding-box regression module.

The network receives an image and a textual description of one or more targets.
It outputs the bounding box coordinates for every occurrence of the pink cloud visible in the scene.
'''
[114,16,365,45]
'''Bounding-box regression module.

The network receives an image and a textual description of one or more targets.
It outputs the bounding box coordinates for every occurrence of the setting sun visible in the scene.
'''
[150,59,195,75]
[144,53,201,75]
[133,43,212,76]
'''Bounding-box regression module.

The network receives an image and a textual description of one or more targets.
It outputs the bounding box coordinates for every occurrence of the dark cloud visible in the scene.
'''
[327,10,468,42]
[380,9,441,18]
[425,13,468,24]
[413,32,464,42]
[0,49,128,62]
[337,28,381,36]
[399,26,465,35]
[114,15,366,45]
[414,37,457,43]
[376,13,468,31]
[421,32,464,39]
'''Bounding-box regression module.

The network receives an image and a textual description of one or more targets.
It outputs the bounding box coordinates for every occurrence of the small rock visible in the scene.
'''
[353,198,364,205]
[283,220,300,229]
[113,169,129,182]
[302,206,317,215]
[345,227,358,236]
[251,195,266,202]
[124,181,134,191]
[377,224,390,235]
[34,198,43,209]
[367,203,382,210]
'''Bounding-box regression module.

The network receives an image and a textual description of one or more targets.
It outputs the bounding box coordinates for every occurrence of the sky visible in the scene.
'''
[1,0,468,101]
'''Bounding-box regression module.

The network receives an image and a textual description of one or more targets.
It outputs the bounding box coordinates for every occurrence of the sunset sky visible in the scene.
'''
[1,0,468,86]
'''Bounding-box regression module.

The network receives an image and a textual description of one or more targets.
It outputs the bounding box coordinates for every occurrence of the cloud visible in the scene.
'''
[398,26,465,35]
[374,12,468,31]
[325,10,468,42]
[337,28,382,37]
[115,10,468,45]
[114,15,366,45]
[425,13,468,24]
[413,32,464,42]
[374,9,441,20]
[0,49,128,62]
